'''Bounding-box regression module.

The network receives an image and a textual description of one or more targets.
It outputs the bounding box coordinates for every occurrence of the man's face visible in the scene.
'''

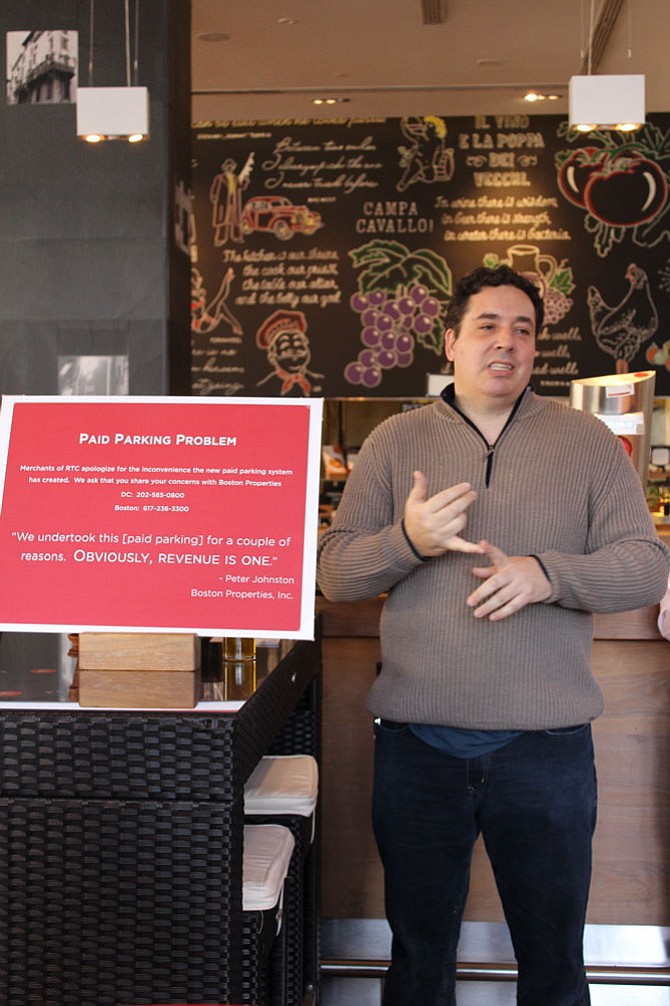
[444,285,537,412]
[269,330,310,374]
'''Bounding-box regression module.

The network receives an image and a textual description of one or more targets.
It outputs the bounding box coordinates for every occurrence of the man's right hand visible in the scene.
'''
[403,471,484,558]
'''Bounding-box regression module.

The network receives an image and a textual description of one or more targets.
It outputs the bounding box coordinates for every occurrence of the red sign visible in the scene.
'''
[0,396,323,637]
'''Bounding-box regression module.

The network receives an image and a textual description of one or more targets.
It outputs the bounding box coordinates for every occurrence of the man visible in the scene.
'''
[317,265,670,1006]
[209,155,253,245]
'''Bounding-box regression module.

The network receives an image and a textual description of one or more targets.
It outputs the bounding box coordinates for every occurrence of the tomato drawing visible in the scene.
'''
[557,147,607,208]
[583,151,668,227]
[557,144,668,228]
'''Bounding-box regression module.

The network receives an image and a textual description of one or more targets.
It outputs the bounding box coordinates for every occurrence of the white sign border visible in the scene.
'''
[0,395,324,639]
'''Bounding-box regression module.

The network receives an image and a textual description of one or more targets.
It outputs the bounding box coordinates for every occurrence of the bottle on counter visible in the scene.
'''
[224,659,257,701]
[223,636,256,662]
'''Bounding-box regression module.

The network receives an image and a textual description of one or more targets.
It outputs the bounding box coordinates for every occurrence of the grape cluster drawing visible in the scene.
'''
[345,240,452,389]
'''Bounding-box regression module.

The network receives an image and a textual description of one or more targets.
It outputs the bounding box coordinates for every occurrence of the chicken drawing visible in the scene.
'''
[587,264,658,374]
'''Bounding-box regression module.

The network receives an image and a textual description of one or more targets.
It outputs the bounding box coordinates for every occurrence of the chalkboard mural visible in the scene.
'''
[190,114,670,397]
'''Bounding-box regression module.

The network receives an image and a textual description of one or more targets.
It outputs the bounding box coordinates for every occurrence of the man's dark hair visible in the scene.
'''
[444,264,544,335]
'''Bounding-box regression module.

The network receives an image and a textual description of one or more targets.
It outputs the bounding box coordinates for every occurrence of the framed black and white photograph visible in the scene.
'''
[58,355,129,396]
[6,30,78,105]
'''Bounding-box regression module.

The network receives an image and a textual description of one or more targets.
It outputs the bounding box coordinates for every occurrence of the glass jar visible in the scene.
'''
[223,636,256,662]
[224,659,257,700]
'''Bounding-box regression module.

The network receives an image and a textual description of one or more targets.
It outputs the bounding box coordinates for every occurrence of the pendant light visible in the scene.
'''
[568,0,644,133]
[76,0,149,143]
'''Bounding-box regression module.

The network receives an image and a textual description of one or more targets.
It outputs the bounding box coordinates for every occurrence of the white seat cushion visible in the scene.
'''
[242,824,295,912]
[244,754,318,817]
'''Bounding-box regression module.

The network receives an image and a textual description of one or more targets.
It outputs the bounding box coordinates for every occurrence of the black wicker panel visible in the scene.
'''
[0,797,245,1006]
[240,907,280,1005]
[245,814,314,1006]
[266,709,318,759]
[270,865,303,1006]
[0,629,323,1006]
[0,713,240,801]
[267,664,321,762]
[302,822,321,1000]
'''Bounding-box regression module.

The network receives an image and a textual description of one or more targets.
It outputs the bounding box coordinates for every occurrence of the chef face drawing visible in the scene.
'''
[269,328,311,375]
[256,310,323,395]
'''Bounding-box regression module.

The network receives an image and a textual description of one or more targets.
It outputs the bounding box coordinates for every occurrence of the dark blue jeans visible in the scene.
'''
[372,720,597,1006]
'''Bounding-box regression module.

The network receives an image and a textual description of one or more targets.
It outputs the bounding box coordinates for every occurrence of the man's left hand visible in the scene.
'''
[467,541,551,621]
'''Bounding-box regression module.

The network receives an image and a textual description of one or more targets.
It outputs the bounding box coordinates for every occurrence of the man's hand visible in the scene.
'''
[403,471,484,558]
[467,541,551,620]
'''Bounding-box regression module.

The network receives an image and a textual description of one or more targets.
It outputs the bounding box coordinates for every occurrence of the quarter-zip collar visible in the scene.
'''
[440,383,531,486]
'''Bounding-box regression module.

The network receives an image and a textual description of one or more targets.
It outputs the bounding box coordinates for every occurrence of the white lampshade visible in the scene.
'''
[76,86,150,141]
[568,74,645,131]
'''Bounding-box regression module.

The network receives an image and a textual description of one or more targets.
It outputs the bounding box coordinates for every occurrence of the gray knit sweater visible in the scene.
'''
[317,390,670,730]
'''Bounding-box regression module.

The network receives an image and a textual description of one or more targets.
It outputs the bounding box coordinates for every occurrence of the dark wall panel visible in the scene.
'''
[0,0,191,398]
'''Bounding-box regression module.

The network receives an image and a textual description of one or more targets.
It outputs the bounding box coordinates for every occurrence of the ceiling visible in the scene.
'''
[190,0,670,124]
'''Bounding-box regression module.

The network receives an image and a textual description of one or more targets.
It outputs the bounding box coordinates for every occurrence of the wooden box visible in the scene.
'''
[78,632,200,671]
[76,632,201,709]
[77,667,201,708]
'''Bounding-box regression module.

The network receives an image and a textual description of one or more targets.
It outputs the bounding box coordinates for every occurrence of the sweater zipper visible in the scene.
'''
[452,418,497,486]
[484,443,495,486]
[457,419,500,487]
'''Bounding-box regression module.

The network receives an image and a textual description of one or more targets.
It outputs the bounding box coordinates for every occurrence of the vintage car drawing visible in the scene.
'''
[241,195,323,239]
